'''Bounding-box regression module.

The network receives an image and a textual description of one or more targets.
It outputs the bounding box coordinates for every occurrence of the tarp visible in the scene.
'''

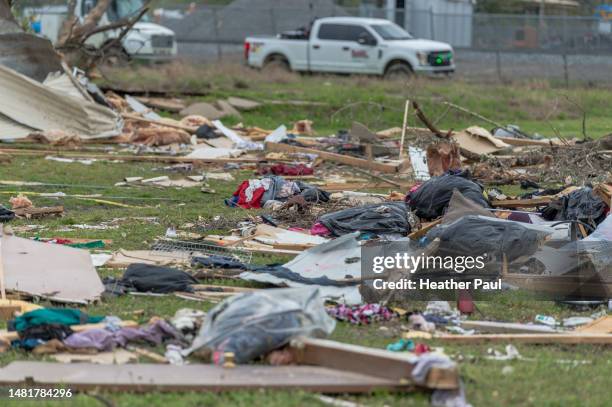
[0,65,122,140]
[240,232,362,304]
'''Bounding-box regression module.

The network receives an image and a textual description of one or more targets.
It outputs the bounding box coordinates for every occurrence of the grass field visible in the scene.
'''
[0,64,610,406]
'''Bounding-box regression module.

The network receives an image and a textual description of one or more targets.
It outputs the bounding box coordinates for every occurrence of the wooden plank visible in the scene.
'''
[0,149,269,164]
[491,197,552,208]
[575,316,612,334]
[0,362,411,393]
[460,320,557,334]
[122,113,197,134]
[408,219,442,240]
[495,136,562,147]
[265,142,406,174]
[435,333,612,344]
[289,337,458,390]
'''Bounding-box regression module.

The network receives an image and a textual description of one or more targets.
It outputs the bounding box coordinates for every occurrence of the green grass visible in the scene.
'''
[100,62,612,139]
[0,66,610,406]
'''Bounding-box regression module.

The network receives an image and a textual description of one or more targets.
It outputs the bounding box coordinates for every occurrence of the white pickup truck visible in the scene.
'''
[245,17,454,78]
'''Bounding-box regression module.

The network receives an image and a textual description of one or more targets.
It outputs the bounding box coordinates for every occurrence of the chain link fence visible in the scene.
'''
[12,1,612,83]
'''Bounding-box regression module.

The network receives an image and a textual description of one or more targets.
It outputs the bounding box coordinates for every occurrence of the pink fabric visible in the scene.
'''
[310,222,331,236]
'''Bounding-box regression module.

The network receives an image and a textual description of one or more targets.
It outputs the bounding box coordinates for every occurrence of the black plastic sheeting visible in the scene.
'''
[318,202,409,236]
[426,215,548,262]
[542,187,608,226]
[407,174,489,220]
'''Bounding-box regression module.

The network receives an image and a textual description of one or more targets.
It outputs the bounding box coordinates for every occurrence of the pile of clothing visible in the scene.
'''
[7,307,187,357]
[226,175,329,209]
[326,303,396,325]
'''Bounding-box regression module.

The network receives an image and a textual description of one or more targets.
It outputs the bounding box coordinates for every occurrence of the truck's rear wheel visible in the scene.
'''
[263,56,290,73]
[384,62,413,81]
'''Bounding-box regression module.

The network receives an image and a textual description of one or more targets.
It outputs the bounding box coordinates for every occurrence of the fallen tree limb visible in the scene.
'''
[412,101,448,138]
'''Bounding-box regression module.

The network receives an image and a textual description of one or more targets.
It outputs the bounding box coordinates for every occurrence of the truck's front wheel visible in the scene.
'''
[384,62,413,81]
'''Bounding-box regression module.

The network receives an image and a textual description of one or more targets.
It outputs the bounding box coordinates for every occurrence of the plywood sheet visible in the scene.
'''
[2,235,104,303]
[0,362,407,393]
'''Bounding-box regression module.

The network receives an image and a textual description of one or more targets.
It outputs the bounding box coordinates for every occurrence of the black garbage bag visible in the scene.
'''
[407,174,489,220]
[120,263,198,294]
[426,215,549,262]
[541,187,608,226]
[318,202,409,236]
[0,205,15,222]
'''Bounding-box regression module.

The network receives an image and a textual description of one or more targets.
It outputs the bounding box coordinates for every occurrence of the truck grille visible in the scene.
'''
[428,51,453,67]
[151,35,174,49]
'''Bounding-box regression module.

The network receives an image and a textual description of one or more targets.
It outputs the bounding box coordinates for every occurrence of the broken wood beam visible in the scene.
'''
[123,113,198,133]
[490,197,552,208]
[408,219,443,240]
[435,333,612,344]
[265,142,408,174]
[13,206,64,218]
[289,337,459,390]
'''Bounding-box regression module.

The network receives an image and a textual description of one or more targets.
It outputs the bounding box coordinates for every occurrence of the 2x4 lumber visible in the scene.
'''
[435,333,612,344]
[490,197,552,208]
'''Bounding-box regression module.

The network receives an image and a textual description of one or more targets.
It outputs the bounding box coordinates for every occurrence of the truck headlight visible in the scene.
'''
[416,52,428,66]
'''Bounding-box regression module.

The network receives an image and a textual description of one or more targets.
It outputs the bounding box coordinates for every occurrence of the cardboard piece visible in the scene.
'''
[452,126,511,156]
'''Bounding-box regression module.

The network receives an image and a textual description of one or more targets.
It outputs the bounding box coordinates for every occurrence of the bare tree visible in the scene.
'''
[0,0,21,34]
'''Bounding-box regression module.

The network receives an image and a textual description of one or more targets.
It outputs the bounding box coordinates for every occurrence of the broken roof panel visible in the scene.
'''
[0,64,122,140]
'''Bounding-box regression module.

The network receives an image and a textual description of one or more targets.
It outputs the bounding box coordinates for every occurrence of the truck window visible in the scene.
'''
[370,23,413,40]
[318,23,375,43]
